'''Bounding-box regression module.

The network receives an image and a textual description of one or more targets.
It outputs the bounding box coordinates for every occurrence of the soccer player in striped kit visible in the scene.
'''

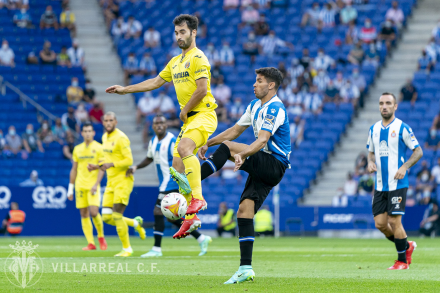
[366,92,423,270]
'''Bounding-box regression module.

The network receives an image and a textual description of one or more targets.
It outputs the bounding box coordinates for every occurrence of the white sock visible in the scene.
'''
[133,220,139,228]
[123,246,133,253]
[197,234,206,244]
[152,246,161,252]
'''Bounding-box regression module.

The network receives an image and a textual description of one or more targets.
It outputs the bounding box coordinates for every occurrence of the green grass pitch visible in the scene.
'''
[0,236,439,292]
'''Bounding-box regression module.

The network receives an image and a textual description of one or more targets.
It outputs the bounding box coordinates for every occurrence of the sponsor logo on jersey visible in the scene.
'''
[173,71,190,79]
[379,140,389,157]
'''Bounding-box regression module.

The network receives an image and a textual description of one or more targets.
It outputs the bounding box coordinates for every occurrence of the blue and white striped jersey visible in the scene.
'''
[237,95,291,168]
[366,118,420,192]
[146,132,179,192]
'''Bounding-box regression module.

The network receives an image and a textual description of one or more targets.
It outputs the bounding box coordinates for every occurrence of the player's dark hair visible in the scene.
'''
[81,122,94,131]
[173,14,199,31]
[381,92,397,103]
[255,67,284,90]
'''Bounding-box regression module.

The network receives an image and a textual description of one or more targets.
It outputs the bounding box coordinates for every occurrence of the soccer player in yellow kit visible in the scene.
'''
[68,122,107,251]
[88,112,146,256]
[106,14,217,238]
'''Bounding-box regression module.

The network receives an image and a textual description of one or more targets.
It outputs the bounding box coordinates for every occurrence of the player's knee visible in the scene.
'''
[388,216,401,229]
[375,221,387,231]
[102,214,113,224]
[177,143,192,158]
[153,206,163,216]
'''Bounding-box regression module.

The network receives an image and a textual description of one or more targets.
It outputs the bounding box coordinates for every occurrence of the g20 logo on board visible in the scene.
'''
[0,186,11,209]
[32,186,67,209]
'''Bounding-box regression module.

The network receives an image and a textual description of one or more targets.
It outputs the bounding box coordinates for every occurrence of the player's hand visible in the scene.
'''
[179,110,188,124]
[198,145,209,160]
[105,85,127,95]
[126,166,137,176]
[100,163,114,171]
[91,185,98,195]
[367,161,377,173]
[67,192,73,201]
[394,165,408,180]
[87,163,99,172]
[233,153,244,172]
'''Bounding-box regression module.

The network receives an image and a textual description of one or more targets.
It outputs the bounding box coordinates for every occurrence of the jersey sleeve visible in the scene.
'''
[402,124,420,150]
[237,102,253,126]
[146,139,154,159]
[159,59,173,82]
[261,103,285,135]
[193,54,210,80]
[366,127,374,152]
[96,144,104,164]
[169,137,176,158]
[72,147,78,162]
[113,136,133,168]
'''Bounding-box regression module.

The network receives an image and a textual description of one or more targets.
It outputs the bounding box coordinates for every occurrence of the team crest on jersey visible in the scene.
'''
[185,62,190,69]
[112,142,115,146]
[92,150,96,153]
[391,130,396,137]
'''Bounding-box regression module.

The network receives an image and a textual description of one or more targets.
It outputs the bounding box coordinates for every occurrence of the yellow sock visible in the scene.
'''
[112,212,130,249]
[102,213,115,226]
[81,217,95,245]
[124,217,135,227]
[182,154,203,200]
[92,214,104,238]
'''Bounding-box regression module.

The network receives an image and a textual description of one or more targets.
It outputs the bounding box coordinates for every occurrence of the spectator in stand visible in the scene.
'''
[332,188,348,207]
[102,0,119,29]
[39,41,57,65]
[318,2,337,29]
[340,0,357,25]
[37,120,54,146]
[0,40,14,67]
[13,8,32,28]
[212,76,231,106]
[340,79,360,107]
[290,116,305,147]
[425,38,440,62]
[155,91,176,116]
[415,168,434,200]
[143,26,160,48]
[205,43,220,65]
[40,5,58,30]
[355,152,368,171]
[52,118,68,143]
[313,48,334,71]
[136,92,157,130]
[254,14,270,36]
[419,197,440,237]
[111,16,126,47]
[358,171,374,196]
[345,21,359,45]
[324,80,340,103]
[57,46,71,67]
[359,18,377,44]
[379,20,396,52]
[5,126,23,156]
[123,52,139,85]
[278,61,287,79]
[349,68,366,106]
[67,39,85,70]
[168,43,181,59]
[67,77,84,105]
[223,0,239,10]
[19,171,44,187]
[60,6,76,37]
[194,12,207,39]
[0,129,7,156]
[347,42,365,65]
[313,69,330,93]
[418,49,434,72]
[431,158,440,185]
[287,87,303,116]
[229,97,246,123]
[288,58,304,82]
[301,2,321,27]
[333,71,346,90]
[26,52,39,64]
[62,107,80,134]
[399,79,418,104]
[242,32,261,62]
[139,52,156,76]
[432,20,440,44]
[260,30,293,56]
[83,79,96,103]
[63,131,76,161]
[432,111,440,131]
[75,103,89,124]
[89,102,104,123]
[211,62,223,86]
[124,15,142,39]
[300,48,311,70]
[215,101,228,123]
[385,1,404,30]
[344,172,358,196]
[363,43,380,68]
[304,86,323,115]
[241,4,259,27]
[219,41,235,66]
[22,124,44,154]
[424,128,440,151]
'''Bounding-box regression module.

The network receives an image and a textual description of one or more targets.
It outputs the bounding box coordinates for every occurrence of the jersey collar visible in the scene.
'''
[381,117,396,129]
[180,47,197,63]
[261,94,278,107]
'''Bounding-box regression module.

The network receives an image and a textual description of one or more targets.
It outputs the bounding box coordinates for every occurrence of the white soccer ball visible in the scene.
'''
[161,193,188,220]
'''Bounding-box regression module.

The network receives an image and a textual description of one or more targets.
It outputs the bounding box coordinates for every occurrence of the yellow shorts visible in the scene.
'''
[102,176,134,207]
[173,110,218,157]
[75,186,101,209]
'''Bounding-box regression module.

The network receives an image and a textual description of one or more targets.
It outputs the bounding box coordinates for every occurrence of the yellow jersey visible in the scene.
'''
[72,140,104,189]
[159,47,217,112]
[102,128,133,180]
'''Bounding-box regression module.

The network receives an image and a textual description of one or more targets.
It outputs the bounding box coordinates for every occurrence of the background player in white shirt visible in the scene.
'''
[127,115,211,257]
[366,92,423,270]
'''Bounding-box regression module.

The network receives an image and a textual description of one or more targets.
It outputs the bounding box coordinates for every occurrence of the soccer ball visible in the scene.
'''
[161,193,188,220]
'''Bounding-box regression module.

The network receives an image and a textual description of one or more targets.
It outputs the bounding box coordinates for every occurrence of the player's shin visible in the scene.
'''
[154,215,165,248]
[238,218,255,267]
[182,154,203,200]
[112,212,131,249]
[81,217,95,245]
[395,238,408,263]
[92,214,104,238]
[200,143,231,180]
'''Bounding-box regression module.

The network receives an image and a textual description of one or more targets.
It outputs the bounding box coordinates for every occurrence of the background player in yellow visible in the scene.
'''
[106,14,217,239]
[88,112,146,257]
[67,122,107,251]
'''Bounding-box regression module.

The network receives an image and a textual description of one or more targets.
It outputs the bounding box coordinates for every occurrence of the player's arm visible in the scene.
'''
[180,78,208,123]
[198,124,249,160]
[395,146,423,180]
[105,75,166,95]
[367,152,377,173]
[91,169,105,195]
[233,130,271,172]
[100,137,133,171]
[68,161,78,201]
[126,157,153,176]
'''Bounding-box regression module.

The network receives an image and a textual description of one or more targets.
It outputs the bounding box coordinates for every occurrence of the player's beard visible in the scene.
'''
[381,110,393,120]
[177,34,193,49]
[255,87,269,100]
